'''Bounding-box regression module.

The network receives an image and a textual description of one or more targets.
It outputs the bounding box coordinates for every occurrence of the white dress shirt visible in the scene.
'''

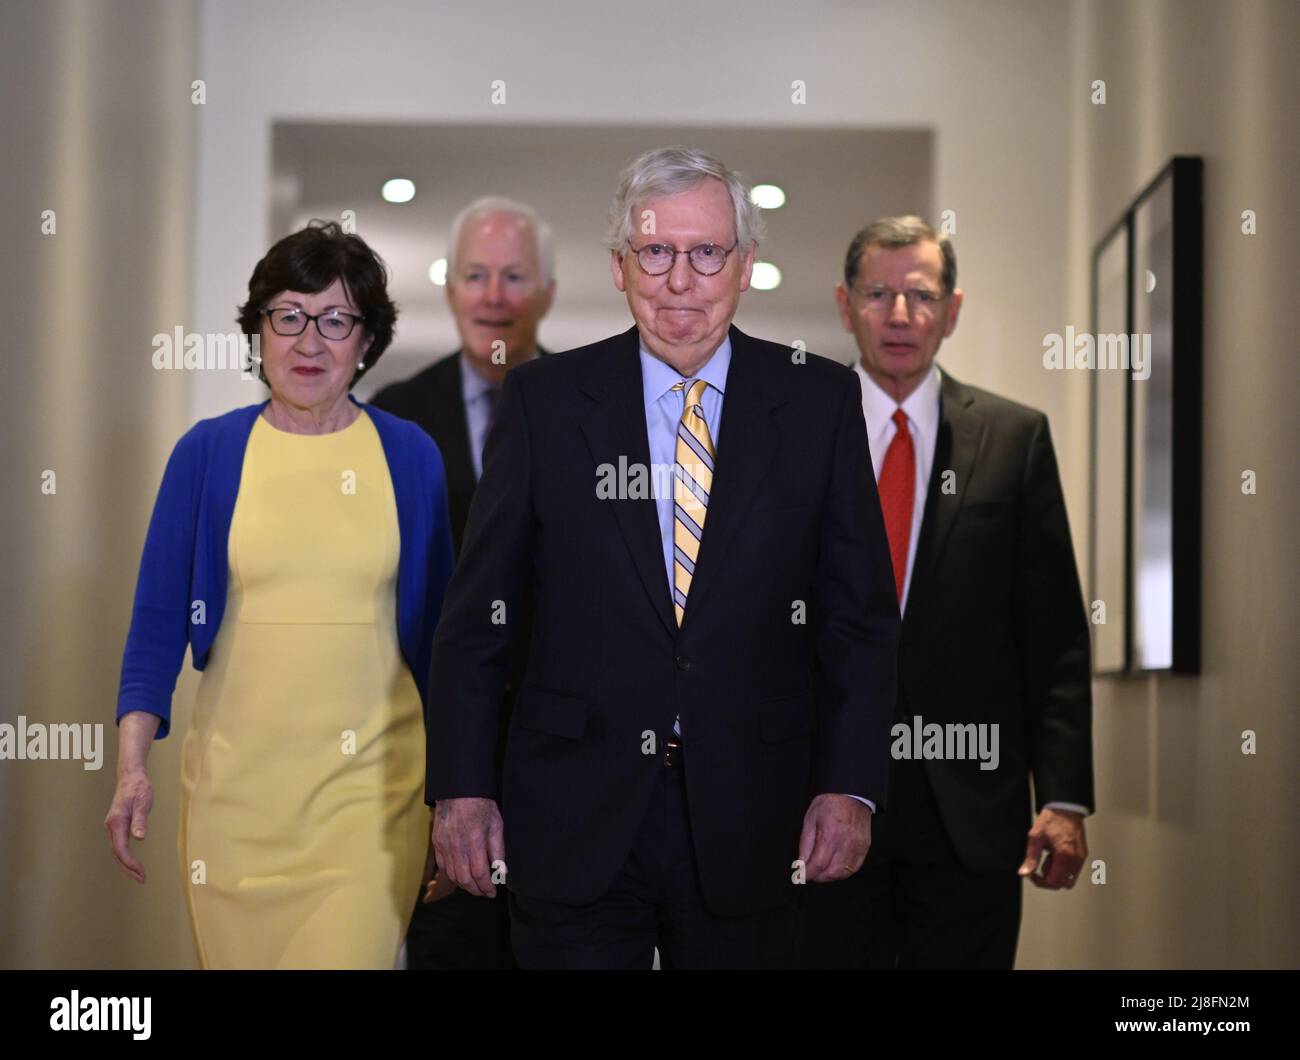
[854,362,941,615]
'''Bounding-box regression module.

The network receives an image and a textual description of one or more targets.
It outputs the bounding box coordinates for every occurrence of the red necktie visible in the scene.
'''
[877,409,915,603]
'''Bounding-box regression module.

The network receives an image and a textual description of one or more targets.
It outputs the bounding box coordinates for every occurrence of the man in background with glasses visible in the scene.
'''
[370,196,556,970]
[422,147,899,968]
[801,216,1094,969]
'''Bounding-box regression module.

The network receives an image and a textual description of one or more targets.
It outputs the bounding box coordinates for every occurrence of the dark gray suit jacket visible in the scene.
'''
[896,369,1094,873]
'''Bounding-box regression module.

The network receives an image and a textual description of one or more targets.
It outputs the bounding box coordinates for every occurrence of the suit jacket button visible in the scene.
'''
[675,656,691,671]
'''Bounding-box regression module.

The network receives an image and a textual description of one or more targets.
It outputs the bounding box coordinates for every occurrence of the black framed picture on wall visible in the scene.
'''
[1089,214,1131,676]
[1089,156,1203,677]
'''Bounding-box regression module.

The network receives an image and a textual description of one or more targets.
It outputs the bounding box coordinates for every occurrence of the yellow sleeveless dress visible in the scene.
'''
[178,411,428,968]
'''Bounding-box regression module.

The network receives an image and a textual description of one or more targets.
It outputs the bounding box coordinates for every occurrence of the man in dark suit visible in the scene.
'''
[370,196,555,969]
[425,147,900,969]
[802,216,1093,969]
[371,197,555,554]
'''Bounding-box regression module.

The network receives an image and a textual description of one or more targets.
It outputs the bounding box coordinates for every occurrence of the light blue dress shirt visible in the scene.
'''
[462,350,541,479]
[638,336,731,594]
[460,357,499,481]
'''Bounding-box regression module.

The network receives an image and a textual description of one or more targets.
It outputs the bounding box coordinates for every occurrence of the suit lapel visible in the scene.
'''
[903,370,983,637]
[579,328,678,636]
[678,326,782,626]
[576,326,783,636]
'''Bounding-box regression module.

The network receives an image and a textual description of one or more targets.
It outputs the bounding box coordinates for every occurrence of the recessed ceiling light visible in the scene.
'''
[382,178,416,203]
[750,262,782,290]
[428,258,448,286]
[750,184,786,210]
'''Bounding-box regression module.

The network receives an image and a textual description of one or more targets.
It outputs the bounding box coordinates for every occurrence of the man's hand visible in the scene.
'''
[420,820,458,904]
[1018,807,1087,889]
[798,793,873,883]
[431,796,506,898]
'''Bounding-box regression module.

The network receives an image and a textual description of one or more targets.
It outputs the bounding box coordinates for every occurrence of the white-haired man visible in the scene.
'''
[371,196,555,969]
[373,196,555,553]
[423,148,899,968]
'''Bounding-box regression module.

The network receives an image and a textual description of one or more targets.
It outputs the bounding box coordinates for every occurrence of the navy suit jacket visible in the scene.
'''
[425,325,899,916]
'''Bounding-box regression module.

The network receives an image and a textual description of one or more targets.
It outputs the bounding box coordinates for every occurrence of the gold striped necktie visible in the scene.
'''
[671,378,715,626]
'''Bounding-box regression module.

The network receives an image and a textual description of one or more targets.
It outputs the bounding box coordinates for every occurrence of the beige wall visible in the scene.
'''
[0,0,201,968]
[2,0,1293,968]
[1021,0,1299,968]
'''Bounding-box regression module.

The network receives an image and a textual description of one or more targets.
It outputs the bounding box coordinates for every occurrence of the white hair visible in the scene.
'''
[447,196,555,286]
[604,146,766,252]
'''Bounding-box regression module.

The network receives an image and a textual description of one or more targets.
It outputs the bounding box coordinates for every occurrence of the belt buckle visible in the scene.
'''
[663,736,682,768]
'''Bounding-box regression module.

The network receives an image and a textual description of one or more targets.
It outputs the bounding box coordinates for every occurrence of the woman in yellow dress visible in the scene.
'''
[105,222,455,968]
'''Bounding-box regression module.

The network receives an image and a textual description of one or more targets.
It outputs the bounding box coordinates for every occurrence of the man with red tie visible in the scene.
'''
[801,216,1094,968]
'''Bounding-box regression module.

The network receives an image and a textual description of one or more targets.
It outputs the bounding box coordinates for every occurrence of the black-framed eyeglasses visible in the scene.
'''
[851,285,947,314]
[261,306,365,341]
[630,241,739,277]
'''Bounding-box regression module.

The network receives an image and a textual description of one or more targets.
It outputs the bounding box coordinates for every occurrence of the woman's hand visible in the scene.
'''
[106,710,161,884]
[105,769,153,883]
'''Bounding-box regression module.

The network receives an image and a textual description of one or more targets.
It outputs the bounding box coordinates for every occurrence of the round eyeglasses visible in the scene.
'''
[852,285,948,315]
[261,307,365,341]
[631,241,739,277]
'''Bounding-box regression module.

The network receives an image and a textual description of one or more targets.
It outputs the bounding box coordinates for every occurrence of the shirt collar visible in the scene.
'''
[461,349,538,402]
[640,333,732,409]
[854,361,942,440]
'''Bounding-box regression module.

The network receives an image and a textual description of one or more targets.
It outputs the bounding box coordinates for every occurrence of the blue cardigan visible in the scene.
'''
[116,399,455,738]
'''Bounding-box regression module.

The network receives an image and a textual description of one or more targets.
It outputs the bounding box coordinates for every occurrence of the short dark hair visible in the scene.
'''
[236,220,398,386]
[842,215,957,294]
